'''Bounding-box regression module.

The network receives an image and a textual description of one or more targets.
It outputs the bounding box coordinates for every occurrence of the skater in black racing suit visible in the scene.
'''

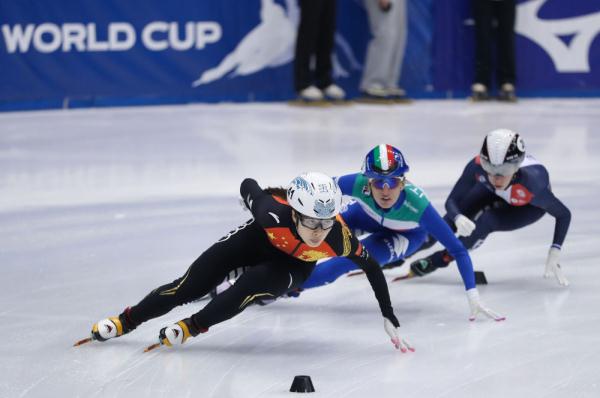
[85,173,412,351]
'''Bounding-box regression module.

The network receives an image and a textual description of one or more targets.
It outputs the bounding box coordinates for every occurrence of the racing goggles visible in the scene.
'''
[370,176,405,190]
[298,214,336,230]
[480,157,520,177]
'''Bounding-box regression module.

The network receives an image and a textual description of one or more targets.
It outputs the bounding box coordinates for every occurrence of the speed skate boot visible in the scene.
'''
[410,250,453,277]
[91,307,137,342]
[382,258,405,270]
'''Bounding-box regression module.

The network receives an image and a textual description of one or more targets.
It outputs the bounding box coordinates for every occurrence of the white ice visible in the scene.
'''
[1,100,599,398]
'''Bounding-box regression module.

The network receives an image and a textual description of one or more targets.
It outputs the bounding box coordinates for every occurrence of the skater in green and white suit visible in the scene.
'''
[303,145,505,321]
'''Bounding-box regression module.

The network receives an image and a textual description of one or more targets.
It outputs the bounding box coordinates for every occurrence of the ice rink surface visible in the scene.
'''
[1,99,599,397]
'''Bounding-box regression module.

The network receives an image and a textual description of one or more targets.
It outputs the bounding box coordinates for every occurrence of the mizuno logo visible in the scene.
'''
[191,0,360,87]
[515,0,600,72]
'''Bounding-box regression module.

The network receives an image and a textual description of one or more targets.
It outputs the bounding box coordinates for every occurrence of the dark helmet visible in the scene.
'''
[362,144,409,179]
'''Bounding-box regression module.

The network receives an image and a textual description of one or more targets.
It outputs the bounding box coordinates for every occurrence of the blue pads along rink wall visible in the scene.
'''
[0,0,599,110]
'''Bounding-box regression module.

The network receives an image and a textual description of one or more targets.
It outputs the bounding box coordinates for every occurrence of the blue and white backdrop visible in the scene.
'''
[1,0,598,110]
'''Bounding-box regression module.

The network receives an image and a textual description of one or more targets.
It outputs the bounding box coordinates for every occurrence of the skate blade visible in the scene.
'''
[392,271,415,282]
[144,343,162,353]
[347,270,365,277]
[73,337,93,347]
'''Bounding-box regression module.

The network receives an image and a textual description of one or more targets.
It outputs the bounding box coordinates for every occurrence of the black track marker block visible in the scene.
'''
[475,271,488,285]
[290,375,315,393]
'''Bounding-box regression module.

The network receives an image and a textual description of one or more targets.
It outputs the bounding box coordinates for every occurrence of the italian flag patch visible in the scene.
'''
[374,144,397,171]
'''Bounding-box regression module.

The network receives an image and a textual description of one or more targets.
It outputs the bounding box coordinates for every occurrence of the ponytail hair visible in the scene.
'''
[264,186,287,201]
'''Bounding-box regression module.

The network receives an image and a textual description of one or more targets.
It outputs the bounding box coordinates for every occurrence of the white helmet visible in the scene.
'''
[480,129,525,176]
[286,172,342,219]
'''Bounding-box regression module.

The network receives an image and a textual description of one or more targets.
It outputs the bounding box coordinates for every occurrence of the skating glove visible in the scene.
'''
[383,318,414,353]
[466,288,505,321]
[544,247,569,286]
[454,214,476,237]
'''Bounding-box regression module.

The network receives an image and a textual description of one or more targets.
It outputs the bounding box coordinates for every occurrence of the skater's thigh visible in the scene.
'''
[174,219,267,296]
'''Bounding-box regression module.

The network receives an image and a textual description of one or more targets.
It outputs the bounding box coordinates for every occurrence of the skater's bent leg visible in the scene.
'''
[363,229,426,265]
[128,220,262,326]
[418,205,546,270]
[128,258,227,325]
[192,262,313,329]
